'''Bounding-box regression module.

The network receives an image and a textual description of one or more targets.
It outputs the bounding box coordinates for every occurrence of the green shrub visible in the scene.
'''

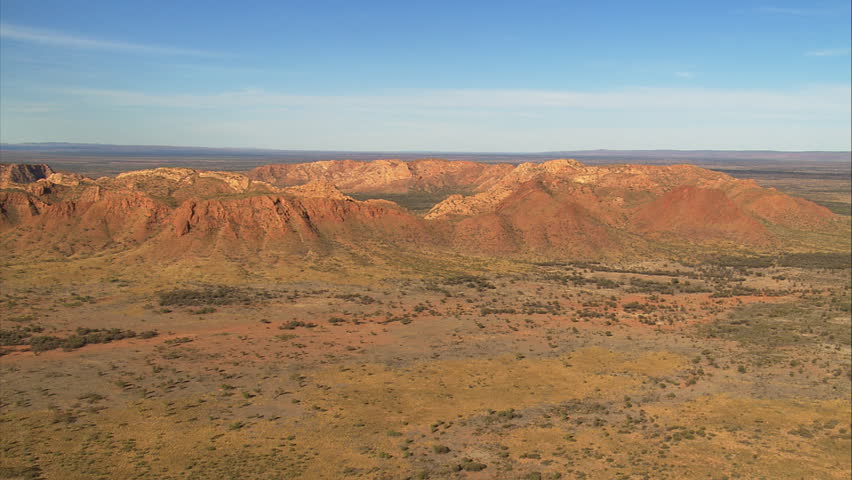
[157,285,278,307]
[29,336,63,352]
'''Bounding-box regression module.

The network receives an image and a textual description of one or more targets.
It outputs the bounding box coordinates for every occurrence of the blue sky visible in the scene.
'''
[1,1,850,151]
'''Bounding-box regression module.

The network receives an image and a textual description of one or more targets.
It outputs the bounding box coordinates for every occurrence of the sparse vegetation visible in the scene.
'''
[1,326,153,352]
[0,210,848,480]
[157,285,278,307]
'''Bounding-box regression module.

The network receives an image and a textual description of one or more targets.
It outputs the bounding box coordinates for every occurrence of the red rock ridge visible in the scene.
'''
[247,158,514,193]
[0,160,844,262]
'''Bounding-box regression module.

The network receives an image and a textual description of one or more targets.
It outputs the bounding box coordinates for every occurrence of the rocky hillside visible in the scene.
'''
[421,160,840,254]
[0,167,434,260]
[0,160,845,263]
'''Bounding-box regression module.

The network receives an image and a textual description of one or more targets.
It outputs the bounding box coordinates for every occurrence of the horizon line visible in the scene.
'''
[2,141,849,155]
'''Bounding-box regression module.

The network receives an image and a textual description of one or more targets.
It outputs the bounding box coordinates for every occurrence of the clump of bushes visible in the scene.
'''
[480,307,517,315]
[157,285,277,307]
[1,326,157,353]
[280,320,316,330]
[381,315,412,325]
[29,335,65,352]
[522,300,562,315]
[706,255,775,269]
[334,293,378,304]
[442,275,496,290]
[779,253,852,269]
[455,459,487,472]
[0,325,44,345]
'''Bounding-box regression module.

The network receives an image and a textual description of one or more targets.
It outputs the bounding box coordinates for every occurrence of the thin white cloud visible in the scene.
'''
[674,71,696,79]
[56,85,851,118]
[806,47,852,57]
[754,6,831,16]
[0,23,220,57]
[1,102,62,114]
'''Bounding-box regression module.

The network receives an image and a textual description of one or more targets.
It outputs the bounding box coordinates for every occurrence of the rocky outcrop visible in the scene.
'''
[283,180,350,200]
[0,163,54,187]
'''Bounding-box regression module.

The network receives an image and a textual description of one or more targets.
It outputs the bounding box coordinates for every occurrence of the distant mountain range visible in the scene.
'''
[2,142,850,163]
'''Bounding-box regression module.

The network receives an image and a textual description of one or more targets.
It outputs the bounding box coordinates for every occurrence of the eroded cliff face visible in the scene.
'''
[0,159,843,263]
[0,163,55,187]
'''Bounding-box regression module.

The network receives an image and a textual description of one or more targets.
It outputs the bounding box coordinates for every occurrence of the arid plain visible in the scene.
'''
[1,156,849,480]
